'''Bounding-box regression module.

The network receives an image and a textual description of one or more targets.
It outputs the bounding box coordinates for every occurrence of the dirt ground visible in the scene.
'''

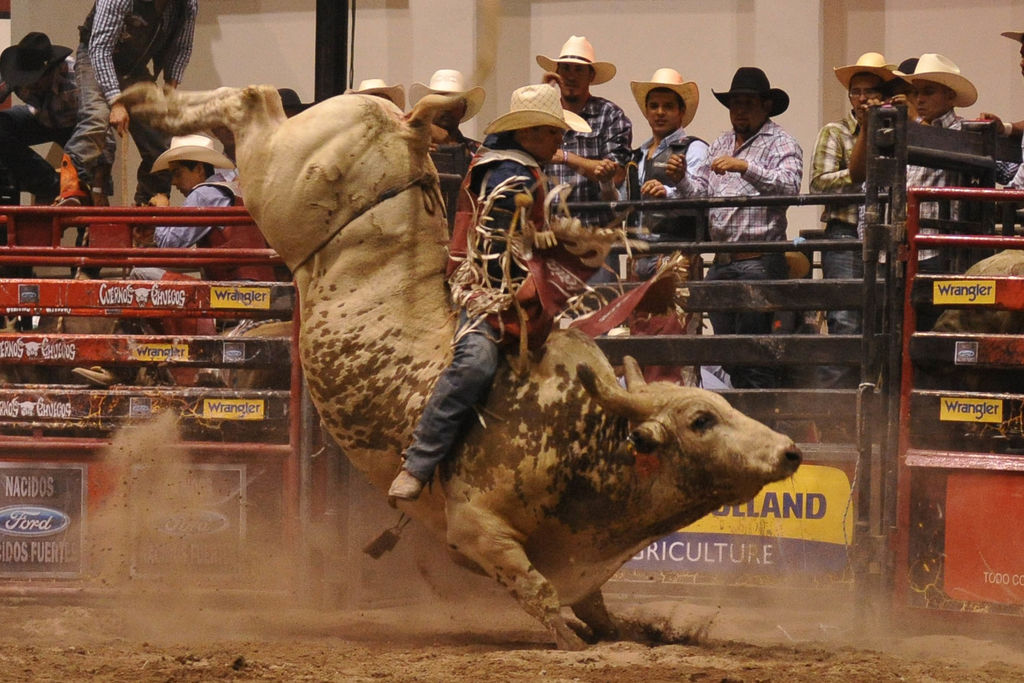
[1,585,1023,682]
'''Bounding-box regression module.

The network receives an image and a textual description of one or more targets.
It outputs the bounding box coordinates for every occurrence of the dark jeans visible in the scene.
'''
[0,106,70,200]
[63,43,169,204]
[402,314,501,482]
[707,252,787,389]
[818,220,864,388]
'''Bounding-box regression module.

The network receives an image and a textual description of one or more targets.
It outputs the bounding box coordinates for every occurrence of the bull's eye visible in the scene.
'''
[690,412,716,434]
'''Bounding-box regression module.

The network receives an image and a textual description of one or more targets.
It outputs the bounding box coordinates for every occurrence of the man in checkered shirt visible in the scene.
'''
[535,35,632,230]
[670,66,803,388]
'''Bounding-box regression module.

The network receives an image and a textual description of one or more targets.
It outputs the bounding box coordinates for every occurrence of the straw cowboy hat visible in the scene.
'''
[908,53,977,108]
[833,52,897,89]
[535,35,616,85]
[151,134,235,173]
[409,69,486,122]
[0,32,72,87]
[713,67,789,116]
[630,68,699,128]
[484,83,591,135]
[345,78,406,110]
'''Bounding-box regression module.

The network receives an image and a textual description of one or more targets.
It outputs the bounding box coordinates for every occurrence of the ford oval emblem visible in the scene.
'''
[0,505,71,537]
[157,509,230,536]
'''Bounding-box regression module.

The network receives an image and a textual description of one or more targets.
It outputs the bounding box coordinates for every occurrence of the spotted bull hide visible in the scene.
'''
[119,83,801,649]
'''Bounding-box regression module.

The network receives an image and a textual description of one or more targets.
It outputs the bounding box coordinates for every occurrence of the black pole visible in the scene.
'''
[315,0,350,102]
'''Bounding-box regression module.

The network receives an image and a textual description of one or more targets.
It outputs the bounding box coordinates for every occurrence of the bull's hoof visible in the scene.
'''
[552,621,588,651]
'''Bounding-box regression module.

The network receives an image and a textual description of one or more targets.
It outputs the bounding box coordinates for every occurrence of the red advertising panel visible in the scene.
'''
[944,472,1024,605]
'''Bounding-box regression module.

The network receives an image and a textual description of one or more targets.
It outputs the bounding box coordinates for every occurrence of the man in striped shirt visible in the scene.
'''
[670,67,803,388]
[59,0,198,206]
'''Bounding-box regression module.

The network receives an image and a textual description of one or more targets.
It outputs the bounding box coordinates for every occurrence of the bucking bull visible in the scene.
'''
[118,83,801,649]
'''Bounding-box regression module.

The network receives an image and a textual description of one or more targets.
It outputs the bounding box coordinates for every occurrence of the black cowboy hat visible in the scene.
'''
[0,32,72,88]
[277,88,314,114]
[712,66,789,116]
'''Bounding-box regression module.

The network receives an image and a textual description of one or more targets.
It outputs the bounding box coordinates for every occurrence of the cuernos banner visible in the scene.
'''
[0,464,85,577]
[625,464,853,576]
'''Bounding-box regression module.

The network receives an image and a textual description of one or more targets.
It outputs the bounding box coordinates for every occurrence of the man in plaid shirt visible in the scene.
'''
[59,0,198,206]
[536,35,631,230]
[670,67,803,388]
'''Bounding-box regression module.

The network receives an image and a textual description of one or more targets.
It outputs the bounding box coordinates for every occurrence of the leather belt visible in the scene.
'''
[713,251,762,265]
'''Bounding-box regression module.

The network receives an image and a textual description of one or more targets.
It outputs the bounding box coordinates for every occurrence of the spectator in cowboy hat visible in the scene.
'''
[668,66,803,389]
[346,78,405,110]
[811,52,895,388]
[535,35,632,229]
[388,82,595,503]
[0,32,113,204]
[989,31,1024,187]
[409,69,485,152]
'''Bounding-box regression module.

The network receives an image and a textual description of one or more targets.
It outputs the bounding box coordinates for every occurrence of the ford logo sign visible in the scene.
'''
[158,509,230,536]
[0,505,71,537]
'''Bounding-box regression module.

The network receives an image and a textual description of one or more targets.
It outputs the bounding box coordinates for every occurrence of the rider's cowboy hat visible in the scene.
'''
[484,82,591,135]
[409,69,486,122]
[345,78,406,110]
[151,134,235,173]
[0,32,72,88]
[833,52,897,89]
[535,35,616,85]
[713,67,790,116]
[908,53,977,108]
[630,68,699,128]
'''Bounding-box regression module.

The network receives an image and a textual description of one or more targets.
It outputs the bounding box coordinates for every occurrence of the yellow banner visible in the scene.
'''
[932,280,996,305]
[130,343,189,362]
[202,398,265,420]
[683,464,853,545]
[210,286,271,310]
[939,396,1003,423]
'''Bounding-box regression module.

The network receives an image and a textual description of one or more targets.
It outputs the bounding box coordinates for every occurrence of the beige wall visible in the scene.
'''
[12,0,1024,228]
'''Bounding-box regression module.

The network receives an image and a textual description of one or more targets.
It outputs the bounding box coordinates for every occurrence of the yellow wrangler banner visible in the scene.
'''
[202,398,265,420]
[130,343,189,362]
[210,286,271,310]
[684,463,853,546]
[939,396,1003,423]
[932,280,996,305]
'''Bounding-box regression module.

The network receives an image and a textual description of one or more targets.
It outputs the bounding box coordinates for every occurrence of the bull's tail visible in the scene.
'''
[118,83,286,138]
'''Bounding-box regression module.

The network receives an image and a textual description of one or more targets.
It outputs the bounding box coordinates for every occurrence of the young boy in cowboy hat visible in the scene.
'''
[388,82,594,503]
[811,52,895,388]
[668,66,803,389]
[0,32,88,204]
[536,35,631,228]
[409,69,485,152]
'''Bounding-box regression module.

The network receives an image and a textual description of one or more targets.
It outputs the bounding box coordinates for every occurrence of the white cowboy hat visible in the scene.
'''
[345,78,406,110]
[629,68,700,128]
[1001,30,1024,43]
[833,52,897,89]
[910,53,977,108]
[409,69,486,122]
[151,134,234,173]
[484,83,591,135]
[535,35,616,85]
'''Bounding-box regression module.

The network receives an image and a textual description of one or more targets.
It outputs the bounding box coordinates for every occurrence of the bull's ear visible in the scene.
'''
[405,93,465,131]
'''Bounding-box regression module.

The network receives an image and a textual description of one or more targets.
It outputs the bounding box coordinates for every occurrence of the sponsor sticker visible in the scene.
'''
[130,342,190,362]
[210,286,271,310]
[202,398,264,420]
[954,341,978,365]
[939,396,1002,423]
[932,280,997,305]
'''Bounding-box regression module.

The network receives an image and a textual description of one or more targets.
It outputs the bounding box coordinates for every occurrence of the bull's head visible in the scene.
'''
[577,357,801,506]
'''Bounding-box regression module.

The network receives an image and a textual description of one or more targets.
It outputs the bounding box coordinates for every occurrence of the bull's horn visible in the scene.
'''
[622,356,647,390]
[577,363,650,421]
[405,93,467,139]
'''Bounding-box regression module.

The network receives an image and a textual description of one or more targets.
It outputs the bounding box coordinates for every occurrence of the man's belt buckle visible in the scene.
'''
[714,251,762,265]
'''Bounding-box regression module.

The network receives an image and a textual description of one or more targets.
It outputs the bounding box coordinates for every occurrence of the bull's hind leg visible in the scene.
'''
[571,589,620,641]
[119,83,285,137]
[446,509,587,650]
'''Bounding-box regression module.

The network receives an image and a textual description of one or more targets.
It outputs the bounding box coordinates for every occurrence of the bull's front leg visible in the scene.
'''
[571,589,619,641]
[446,507,586,650]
